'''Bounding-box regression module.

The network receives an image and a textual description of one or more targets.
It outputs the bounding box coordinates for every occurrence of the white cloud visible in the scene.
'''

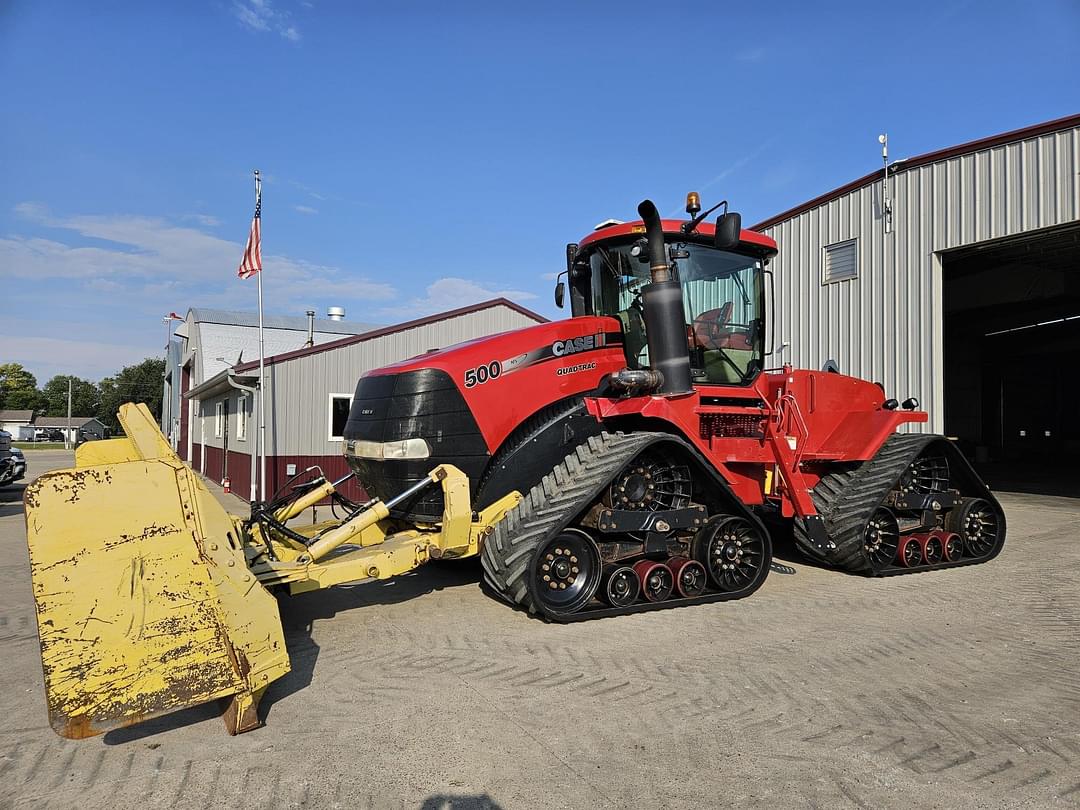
[184,213,220,227]
[231,0,301,41]
[376,277,537,320]
[293,204,318,215]
[2,202,397,305]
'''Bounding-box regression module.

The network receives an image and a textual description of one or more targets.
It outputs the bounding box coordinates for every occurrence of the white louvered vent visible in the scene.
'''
[823,239,858,283]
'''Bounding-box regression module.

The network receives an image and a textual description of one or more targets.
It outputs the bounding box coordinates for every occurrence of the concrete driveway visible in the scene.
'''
[1,450,1078,808]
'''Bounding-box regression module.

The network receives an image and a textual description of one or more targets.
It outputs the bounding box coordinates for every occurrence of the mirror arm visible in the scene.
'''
[681,200,727,233]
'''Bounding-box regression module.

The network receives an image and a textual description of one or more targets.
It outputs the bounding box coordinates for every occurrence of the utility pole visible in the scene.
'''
[66,377,72,451]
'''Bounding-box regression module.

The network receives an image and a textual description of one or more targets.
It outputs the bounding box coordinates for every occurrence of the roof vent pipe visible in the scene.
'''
[327,306,345,321]
[305,310,315,346]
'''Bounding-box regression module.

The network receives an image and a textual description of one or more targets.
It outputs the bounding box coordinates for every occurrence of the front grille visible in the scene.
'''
[343,368,488,521]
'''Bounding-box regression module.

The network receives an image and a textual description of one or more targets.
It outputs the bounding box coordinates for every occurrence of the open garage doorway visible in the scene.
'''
[942,222,1080,495]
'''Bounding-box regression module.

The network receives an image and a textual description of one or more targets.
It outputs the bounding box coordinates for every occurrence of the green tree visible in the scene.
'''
[0,363,44,411]
[41,375,101,418]
[97,358,165,431]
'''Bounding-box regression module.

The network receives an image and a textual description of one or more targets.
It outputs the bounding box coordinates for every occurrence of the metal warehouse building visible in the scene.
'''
[754,113,1080,470]
[182,299,545,500]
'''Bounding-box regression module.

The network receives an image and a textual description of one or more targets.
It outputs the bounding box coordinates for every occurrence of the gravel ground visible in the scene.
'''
[1,450,1078,809]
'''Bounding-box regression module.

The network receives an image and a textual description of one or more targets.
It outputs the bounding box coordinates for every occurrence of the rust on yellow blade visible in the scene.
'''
[25,403,289,738]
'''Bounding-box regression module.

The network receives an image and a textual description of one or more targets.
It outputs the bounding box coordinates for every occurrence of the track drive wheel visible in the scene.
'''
[533,529,602,616]
[692,515,771,593]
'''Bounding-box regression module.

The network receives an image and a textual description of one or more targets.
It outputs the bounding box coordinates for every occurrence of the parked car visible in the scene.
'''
[0,429,16,487]
[47,429,64,442]
[4,448,26,485]
[75,430,101,447]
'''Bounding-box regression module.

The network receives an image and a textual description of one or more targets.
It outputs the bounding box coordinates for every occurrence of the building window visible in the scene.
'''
[214,401,224,438]
[328,394,352,441]
[823,239,858,283]
[236,394,247,441]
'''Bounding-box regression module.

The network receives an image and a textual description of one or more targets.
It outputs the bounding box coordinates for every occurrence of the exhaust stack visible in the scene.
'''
[637,200,692,395]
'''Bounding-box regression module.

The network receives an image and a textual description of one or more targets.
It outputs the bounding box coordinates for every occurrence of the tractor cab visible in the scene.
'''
[559,195,778,387]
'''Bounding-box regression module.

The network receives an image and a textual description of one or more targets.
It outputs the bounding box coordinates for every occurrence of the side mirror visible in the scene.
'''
[554,281,566,309]
[714,211,742,250]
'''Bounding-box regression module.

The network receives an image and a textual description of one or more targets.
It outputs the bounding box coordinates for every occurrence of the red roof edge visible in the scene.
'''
[752,112,1080,231]
[234,297,548,371]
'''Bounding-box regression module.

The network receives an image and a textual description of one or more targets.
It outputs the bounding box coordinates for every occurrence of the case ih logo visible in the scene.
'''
[551,334,601,357]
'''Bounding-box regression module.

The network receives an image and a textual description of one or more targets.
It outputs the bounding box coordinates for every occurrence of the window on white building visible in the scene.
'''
[236,394,247,441]
[214,401,224,438]
[823,239,858,283]
[328,394,352,441]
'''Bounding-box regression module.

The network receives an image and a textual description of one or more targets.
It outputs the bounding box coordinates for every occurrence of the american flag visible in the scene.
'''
[237,195,262,279]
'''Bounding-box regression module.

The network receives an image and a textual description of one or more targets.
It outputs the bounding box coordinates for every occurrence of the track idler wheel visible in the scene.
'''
[916,532,944,565]
[601,565,640,607]
[896,535,922,568]
[692,515,769,592]
[633,560,674,602]
[533,529,602,616]
[668,556,708,598]
[946,497,1001,557]
[942,531,963,562]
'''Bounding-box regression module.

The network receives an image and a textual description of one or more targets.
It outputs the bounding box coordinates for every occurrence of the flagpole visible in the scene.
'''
[255,169,266,502]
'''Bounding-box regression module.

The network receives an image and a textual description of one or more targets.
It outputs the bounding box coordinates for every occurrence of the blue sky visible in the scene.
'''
[1,0,1078,383]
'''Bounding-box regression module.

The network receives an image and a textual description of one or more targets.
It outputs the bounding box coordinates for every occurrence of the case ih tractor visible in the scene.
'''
[24,195,1005,738]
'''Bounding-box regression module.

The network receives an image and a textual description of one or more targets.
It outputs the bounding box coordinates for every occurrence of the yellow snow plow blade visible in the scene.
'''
[25,404,289,738]
[24,403,521,740]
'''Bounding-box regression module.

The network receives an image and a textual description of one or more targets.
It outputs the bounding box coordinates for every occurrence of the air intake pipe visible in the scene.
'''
[637,200,692,395]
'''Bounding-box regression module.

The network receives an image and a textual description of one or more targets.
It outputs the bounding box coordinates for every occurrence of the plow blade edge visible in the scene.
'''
[24,404,289,738]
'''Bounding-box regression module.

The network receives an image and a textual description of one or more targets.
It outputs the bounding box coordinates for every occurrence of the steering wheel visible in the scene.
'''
[690,302,735,351]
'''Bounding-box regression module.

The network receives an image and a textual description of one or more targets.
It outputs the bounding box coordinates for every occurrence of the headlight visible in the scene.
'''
[347,438,430,460]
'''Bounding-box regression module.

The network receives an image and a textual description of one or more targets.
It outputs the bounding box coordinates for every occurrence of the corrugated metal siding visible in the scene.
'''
[761,124,1080,433]
[190,304,543,458]
[266,304,541,455]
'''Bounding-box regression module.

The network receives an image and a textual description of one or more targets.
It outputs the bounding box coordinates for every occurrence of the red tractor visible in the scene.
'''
[343,195,1006,620]
[22,194,1010,738]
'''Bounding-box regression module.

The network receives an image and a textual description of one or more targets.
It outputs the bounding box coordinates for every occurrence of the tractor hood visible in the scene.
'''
[343,316,627,522]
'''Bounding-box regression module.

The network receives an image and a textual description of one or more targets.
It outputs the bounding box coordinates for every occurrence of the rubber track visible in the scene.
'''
[793,434,940,574]
[481,431,654,614]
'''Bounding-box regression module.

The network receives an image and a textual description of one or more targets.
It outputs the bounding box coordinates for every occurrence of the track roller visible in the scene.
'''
[601,565,640,607]
[668,556,708,598]
[916,532,944,565]
[942,531,963,562]
[897,535,921,568]
[633,560,674,602]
